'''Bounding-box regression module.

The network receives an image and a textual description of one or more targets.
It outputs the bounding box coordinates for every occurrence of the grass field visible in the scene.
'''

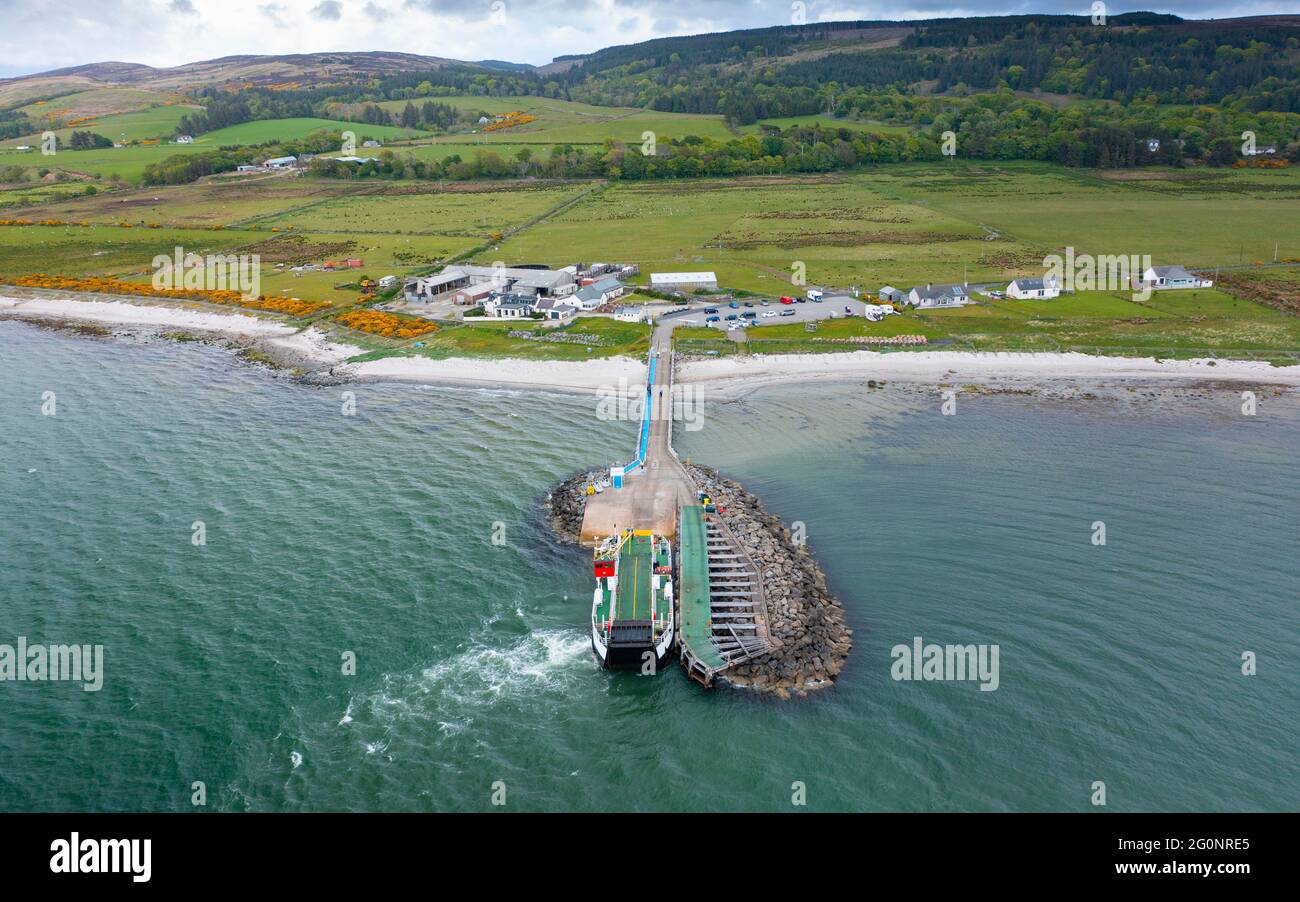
[0,142,210,183]
[483,173,1007,291]
[2,104,199,148]
[485,163,1300,293]
[196,117,428,147]
[866,162,1300,268]
[244,181,591,235]
[373,95,739,146]
[344,315,651,360]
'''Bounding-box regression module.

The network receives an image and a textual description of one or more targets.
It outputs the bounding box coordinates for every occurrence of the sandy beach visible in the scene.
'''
[677,349,1300,397]
[4,292,1298,393]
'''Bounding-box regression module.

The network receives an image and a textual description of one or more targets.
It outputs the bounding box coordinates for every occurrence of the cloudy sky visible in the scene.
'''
[0,0,1292,78]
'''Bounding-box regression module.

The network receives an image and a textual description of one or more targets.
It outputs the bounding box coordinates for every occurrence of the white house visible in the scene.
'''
[907,283,970,308]
[649,271,718,292]
[1138,265,1212,291]
[1006,276,1060,299]
[613,305,647,323]
[481,293,539,318]
[175,135,194,144]
[1244,144,1277,156]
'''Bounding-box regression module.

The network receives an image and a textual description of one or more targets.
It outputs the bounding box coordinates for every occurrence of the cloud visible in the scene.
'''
[0,0,1295,76]
[259,2,289,27]
[311,0,343,19]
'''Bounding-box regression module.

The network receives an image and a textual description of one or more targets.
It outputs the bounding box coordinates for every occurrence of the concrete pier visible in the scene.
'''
[579,323,696,544]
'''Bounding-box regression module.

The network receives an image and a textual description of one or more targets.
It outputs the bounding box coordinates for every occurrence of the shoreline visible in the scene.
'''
[4,291,1299,394]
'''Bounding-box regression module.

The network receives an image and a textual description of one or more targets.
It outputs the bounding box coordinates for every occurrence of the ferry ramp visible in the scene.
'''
[678,503,774,685]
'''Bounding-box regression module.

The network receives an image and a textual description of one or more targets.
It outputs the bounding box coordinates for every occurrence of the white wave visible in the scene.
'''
[362,629,593,723]
[290,751,303,769]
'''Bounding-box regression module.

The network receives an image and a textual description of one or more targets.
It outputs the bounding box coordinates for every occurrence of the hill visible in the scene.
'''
[0,51,484,110]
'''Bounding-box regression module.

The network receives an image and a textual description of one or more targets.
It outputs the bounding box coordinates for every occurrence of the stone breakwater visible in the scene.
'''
[548,469,606,544]
[546,465,852,697]
[684,464,851,697]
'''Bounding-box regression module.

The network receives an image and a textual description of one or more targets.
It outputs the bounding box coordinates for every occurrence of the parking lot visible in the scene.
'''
[660,294,880,333]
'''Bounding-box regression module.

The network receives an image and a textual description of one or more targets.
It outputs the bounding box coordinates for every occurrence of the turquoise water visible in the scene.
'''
[1,321,1297,811]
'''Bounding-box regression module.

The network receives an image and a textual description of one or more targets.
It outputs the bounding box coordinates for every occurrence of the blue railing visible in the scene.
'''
[619,350,656,476]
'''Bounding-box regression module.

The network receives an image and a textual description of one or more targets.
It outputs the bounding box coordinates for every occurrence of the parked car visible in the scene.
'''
[728,301,739,309]
[810,295,823,303]
[779,296,795,304]
[795,296,807,303]
[741,311,757,319]
[807,289,824,302]
[725,313,738,321]
[705,307,719,314]
[761,310,777,318]
[760,299,770,306]
[780,309,796,317]
[743,301,754,308]
[844,306,855,316]
[706,315,720,323]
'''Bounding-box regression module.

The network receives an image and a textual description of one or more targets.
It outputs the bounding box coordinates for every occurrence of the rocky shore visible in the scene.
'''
[547,469,607,544]
[546,464,852,698]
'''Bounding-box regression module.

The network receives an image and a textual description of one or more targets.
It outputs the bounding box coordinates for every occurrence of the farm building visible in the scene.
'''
[449,282,504,306]
[263,156,297,169]
[572,277,627,310]
[907,283,970,308]
[1137,265,1213,291]
[406,265,575,302]
[878,286,906,304]
[1006,276,1060,299]
[650,271,718,292]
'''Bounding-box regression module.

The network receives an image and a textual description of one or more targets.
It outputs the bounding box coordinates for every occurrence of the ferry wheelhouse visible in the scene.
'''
[591,529,675,669]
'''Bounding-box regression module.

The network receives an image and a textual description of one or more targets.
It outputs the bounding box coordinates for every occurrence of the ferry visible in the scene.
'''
[591,529,675,670]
